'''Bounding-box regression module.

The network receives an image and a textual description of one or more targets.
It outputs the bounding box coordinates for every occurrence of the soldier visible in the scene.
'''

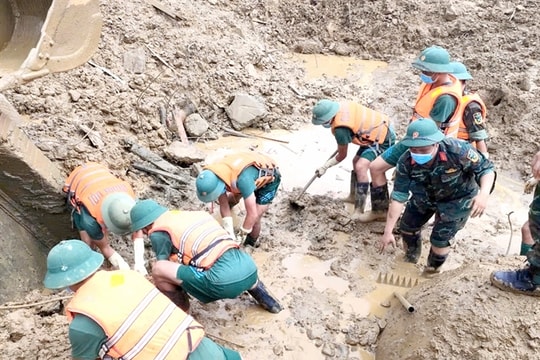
[195,151,280,247]
[379,118,495,273]
[491,150,540,296]
[311,99,396,217]
[63,162,145,273]
[360,45,462,223]
[43,240,242,360]
[449,61,489,157]
[129,199,283,313]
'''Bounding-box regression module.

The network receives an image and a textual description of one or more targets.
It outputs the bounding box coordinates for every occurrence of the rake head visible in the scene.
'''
[377,272,420,288]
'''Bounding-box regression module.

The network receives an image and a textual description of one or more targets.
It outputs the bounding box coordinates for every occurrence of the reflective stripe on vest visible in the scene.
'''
[331,101,390,146]
[66,270,205,360]
[63,162,135,224]
[205,152,278,193]
[150,211,239,269]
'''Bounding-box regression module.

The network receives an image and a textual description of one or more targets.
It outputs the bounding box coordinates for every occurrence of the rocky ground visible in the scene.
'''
[1,0,540,359]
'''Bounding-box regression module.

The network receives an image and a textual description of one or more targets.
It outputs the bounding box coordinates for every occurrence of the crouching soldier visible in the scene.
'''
[43,240,242,360]
[63,162,140,272]
[195,151,281,247]
[129,199,283,313]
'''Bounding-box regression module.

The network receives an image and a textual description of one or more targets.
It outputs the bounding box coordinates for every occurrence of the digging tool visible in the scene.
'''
[290,150,338,207]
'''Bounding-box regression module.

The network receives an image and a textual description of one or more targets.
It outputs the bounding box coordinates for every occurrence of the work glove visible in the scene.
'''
[316,157,340,177]
[133,237,148,276]
[235,226,252,245]
[222,216,235,237]
[524,177,539,194]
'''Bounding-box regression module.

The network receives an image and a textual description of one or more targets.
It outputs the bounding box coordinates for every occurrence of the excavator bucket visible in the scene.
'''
[0,0,102,90]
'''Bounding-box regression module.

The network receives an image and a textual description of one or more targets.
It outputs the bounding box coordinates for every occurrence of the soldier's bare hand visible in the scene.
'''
[379,233,396,254]
[470,193,489,217]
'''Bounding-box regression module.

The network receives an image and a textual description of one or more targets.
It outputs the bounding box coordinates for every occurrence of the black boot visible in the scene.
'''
[162,286,190,312]
[244,234,259,247]
[356,183,389,222]
[401,230,422,264]
[425,249,448,273]
[354,182,369,214]
[248,281,283,313]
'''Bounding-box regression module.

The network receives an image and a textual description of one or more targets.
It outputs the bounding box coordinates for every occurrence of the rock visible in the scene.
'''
[123,47,146,74]
[225,93,267,130]
[184,113,209,137]
[163,140,206,165]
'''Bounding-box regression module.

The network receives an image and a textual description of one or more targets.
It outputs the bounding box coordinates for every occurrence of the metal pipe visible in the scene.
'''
[394,292,415,313]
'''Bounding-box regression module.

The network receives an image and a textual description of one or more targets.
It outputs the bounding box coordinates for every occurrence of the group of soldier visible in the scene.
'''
[46,152,284,358]
[42,45,539,360]
[311,45,540,295]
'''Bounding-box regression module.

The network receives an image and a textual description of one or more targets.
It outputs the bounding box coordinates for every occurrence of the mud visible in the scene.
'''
[1,0,540,359]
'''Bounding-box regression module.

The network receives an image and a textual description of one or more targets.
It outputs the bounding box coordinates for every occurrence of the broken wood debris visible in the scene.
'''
[87,60,125,84]
[132,163,190,184]
[146,0,186,21]
[222,126,289,144]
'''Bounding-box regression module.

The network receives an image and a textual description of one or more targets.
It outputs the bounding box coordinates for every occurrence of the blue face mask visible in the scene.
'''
[410,151,434,165]
[419,73,435,84]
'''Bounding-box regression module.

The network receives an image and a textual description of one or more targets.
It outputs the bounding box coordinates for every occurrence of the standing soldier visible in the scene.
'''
[379,119,495,273]
[311,99,396,216]
[63,162,144,273]
[195,151,280,247]
[129,199,283,313]
[361,45,462,222]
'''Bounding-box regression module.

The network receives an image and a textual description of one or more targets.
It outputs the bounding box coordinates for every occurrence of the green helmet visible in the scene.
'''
[411,46,453,73]
[101,193,136,235]
[312,100,340,125]
[130,199,167,232]
[400,118,445,147]
[195,170,225,203]
[450,61,473,80]
[43,240,103,290]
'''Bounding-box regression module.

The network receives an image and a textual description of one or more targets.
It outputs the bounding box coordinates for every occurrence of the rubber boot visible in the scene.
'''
[424,249,448,274]
[356,183,389,223]
[244,234,259,248]
[248,280,283,313]
[162,286,190,312]
[353,182,369,215]
[343,171,356,204]
[401,230,422,264]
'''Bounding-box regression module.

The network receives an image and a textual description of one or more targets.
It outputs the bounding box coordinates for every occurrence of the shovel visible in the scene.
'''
[290,150,338,207]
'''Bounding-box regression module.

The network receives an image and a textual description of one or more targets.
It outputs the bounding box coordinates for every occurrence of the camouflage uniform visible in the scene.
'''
[526,184,540,268]
[392,137,494,260]
[491,179,540,295]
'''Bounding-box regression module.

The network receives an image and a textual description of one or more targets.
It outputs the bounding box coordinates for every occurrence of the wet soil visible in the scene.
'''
[1,0,540,359]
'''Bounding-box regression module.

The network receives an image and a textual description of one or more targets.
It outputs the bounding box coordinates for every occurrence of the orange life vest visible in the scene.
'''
[452,92,487,142]
[150,210,239,269]
[411,76,462,138]
[330,101,390,146]
[66,270,205,360]
[63,162,135,224]
[204,152,278,194]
